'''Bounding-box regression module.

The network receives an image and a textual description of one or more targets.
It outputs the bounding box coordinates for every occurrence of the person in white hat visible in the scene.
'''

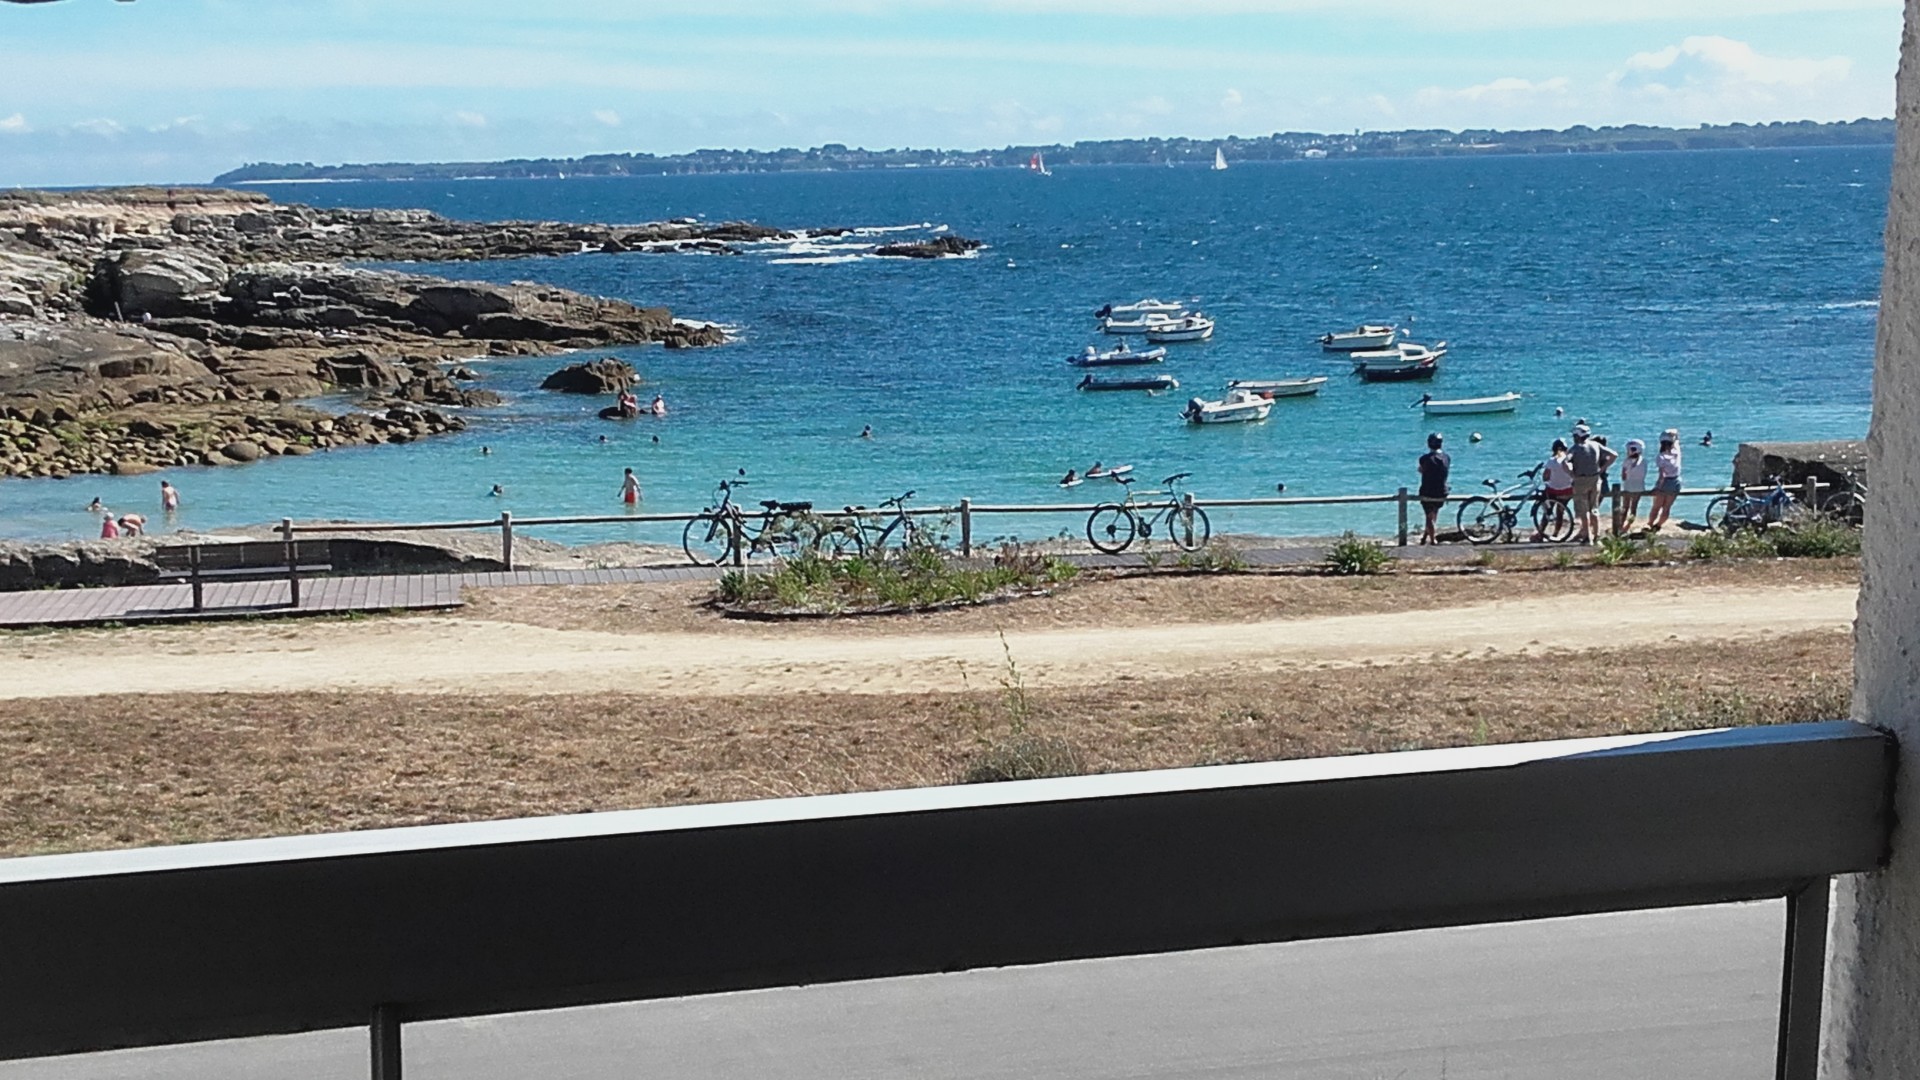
[1567,424,1617,544]
[1619,438,1649,532]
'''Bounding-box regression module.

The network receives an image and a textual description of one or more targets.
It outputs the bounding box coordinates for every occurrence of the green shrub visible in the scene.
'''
[1175,540,1249,573]
[1766,517,1862,559]
[715,539,1074,614]
[1324,532,1394,576]
[958,634,1087,784]
[1593,535,1640,566]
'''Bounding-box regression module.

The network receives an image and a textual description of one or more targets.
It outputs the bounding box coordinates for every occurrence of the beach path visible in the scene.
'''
[0,583,1855,700]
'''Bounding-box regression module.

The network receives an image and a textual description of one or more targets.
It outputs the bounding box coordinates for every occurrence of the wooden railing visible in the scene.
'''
[277,478,1834,569]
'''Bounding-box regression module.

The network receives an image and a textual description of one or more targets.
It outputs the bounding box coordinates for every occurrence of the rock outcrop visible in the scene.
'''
[872,235,985,259]
[541,357,638,393]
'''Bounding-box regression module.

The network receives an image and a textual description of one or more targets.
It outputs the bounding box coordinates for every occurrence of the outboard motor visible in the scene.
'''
[1185,397,1205,419]
[1095,304,1113,319]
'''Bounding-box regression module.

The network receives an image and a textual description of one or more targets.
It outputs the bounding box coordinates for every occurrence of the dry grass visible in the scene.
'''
[459,555,1860,638]
[0,629,1850,857]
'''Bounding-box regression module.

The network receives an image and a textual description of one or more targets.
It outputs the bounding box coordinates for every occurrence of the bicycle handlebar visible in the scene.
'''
[1162,471,1191,485]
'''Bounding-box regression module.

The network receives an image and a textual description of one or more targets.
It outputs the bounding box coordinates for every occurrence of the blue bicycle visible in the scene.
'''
[1704,477,1804,534]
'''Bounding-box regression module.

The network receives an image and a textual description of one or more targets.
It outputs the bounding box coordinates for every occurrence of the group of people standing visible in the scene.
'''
[1417,423,1691,544]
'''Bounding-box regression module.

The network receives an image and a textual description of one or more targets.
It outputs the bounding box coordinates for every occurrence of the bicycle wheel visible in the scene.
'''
[1167,504,1212,551]
[1456,497,1498,545]
[1821,490,1866,527]
[682,512,734,565]
[752,515,806,561]
[1703,496,1733,532]
[813,517,866,558]
[1531,497,1574,543]
[1086,504,1138,554]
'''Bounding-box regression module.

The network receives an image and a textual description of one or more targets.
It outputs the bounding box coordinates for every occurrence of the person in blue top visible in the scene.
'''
[1417,432,1451,545]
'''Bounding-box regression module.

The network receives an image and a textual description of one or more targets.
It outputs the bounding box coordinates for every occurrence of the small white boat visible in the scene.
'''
[1183,389,1271,424]
[1145,314,1216,343]
[1068,344,1168,367]
[1348,340,1446,368]
[1097,298,1188,320]
[1320,324,1398,351]
[1100,313,1178,335]
[1227,376,1327,398]
[1212,147,1229,171]
[1419,391,1520,415]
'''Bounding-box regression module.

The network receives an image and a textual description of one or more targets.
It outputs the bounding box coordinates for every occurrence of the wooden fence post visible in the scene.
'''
[280,517,301,607]
[499,511,514,571]
[730,515,745,568]
[1611,488,1625,537]
[1396,488,1410,547]
[960,498,973,558]
[1803,475,1821,514]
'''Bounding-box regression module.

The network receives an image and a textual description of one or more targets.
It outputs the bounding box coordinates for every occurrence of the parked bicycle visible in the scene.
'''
[1455,466,1572,544]
[837,489,930,556]
[1086,472,1210,554]
[682,478,835,565]
[1819,473,1867,527]
[1705,476,1806,534]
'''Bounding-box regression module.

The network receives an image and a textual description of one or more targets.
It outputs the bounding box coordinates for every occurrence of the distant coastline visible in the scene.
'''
[211,118,1894,185]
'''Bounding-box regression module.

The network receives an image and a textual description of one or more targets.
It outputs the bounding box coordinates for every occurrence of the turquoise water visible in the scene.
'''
[0,147,1887,545]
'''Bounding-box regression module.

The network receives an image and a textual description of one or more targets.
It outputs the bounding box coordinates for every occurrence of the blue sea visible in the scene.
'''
[0,147,1888,544]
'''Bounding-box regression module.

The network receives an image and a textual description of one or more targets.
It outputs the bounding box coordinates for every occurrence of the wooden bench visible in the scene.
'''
[151,540,333,612]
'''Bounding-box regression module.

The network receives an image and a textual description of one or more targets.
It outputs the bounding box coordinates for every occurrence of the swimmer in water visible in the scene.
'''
[490,484,504,497]
[481,446,492,456]
[860,424,873,439]
[87,497,103,513]
[1700,430,1714,448]
[1060,469,1078,486]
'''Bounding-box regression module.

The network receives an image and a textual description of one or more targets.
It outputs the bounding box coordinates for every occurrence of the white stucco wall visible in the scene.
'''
[1821,1,1920,1075]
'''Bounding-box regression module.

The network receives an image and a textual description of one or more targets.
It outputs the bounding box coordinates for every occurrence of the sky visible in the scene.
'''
[0,0,1904,186]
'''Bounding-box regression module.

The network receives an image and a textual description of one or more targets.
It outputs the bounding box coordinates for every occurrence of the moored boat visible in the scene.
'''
[1145,314,1216,343]
[1182,389,1271,424]
[1357,358,1437,382]
[1347,340,1447,368]
[1068,344,1168,367]
[1419,391,1520,415]
[1096,298,1188,320]
[1029,152,1051,177]
[1077,372,1180,392]
[1227,376,1328,398]
[1100,313,1178,335]
[1320,324,1398,351]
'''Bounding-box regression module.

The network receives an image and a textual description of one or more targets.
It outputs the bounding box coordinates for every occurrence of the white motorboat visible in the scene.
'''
[1100,313,1178,335]
[1419,391,1520,415]
[1068,343,1168,367]
[1227,376,1327,398]
[1097,298,1189,320]
[1183,389,1271,424]
[1320,324,1398,351]
[1348,340,1447,368]
[1145,314,1216,343]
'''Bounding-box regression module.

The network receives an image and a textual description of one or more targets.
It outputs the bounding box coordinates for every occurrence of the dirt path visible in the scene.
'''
[0,584,1855,700]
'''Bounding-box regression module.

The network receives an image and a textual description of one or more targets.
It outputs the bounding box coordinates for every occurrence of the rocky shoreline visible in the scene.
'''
[0,187,978,481]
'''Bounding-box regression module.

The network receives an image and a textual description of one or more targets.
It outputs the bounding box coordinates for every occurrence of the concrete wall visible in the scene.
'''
[1821,0,1920,1074]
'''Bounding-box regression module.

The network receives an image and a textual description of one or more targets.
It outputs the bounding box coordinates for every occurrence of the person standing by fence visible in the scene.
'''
[1618,439,1649,533]
[1416,432,1450,545]
[1567,424,1617,544]
[1648,434,1683,531]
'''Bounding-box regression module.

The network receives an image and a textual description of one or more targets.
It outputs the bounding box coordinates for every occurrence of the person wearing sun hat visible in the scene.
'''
[1567,423,1617,544]
[1618,438,1650,533]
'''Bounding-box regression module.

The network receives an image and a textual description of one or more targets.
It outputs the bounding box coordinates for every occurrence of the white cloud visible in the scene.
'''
[1619,35,1850,89]
[450,111,489,129]
[0,113,27,134]
[592,109,622,127]
[1221,88,1245,110]
[70,118,126,137]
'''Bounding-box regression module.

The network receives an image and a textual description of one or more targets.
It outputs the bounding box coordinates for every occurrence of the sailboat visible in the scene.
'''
[1028,152,1052,177]
[1211,147,1228,171]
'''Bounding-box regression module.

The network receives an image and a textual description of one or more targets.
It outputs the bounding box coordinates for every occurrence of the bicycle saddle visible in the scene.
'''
[1483,478,1498,488]
[774,500,814,512]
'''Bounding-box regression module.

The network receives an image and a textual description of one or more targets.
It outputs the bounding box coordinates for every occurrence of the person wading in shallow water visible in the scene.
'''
[1416,432,1450,545]
[618,467,642,506]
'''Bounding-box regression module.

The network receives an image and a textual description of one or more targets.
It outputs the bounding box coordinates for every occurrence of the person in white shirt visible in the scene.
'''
[1618,438,1650,532]
[1648,435,1683,531]
[1531,439,1574,541]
